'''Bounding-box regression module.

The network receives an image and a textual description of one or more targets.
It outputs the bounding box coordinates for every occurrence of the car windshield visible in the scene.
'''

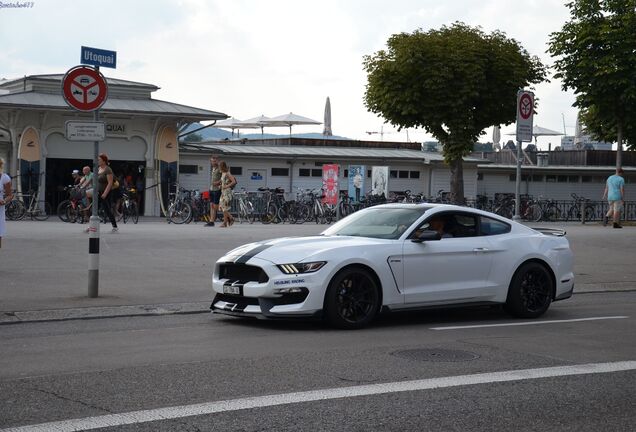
[322,206,430,239]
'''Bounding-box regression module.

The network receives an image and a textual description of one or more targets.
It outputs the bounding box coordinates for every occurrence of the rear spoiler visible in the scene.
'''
[530,227,567,237]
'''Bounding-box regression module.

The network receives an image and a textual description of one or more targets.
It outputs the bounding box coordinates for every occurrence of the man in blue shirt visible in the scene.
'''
[603,168,625,228]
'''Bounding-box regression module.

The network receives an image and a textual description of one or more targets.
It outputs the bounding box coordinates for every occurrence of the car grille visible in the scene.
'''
[218,263,269,283]
[215,293,260,306]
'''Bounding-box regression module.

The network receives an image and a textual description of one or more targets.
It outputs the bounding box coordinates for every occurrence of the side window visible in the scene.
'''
[411,212,478,239]
[480,216,511,236]
[448,213,478,238]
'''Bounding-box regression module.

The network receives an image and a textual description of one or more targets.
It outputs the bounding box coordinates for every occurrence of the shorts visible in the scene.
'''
[608,200,623,213]
[210,189,221,205]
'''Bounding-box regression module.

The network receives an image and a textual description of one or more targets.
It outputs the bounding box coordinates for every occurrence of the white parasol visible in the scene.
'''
[265,112,322,137]
[215,117,259,137]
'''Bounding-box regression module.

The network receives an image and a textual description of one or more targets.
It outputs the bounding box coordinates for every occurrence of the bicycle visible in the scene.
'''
[11,188,51,221]
[565,193,595,222]
[166,185,192,224]
[493,194,515,219]
[121,188,139,224]
[259,187,285,224]
[306,189,331,224]
[57,185,87,223]
[235,190,255,224]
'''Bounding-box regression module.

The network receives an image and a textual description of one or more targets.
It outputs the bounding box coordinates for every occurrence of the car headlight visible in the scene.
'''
[277,261,326,274]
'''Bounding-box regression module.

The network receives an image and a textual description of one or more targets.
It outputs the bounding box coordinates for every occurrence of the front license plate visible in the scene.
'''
[223,284,242,295]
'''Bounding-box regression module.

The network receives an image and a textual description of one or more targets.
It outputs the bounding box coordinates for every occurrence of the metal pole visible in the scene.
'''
[513,140,522,221]
[88,66,100,298]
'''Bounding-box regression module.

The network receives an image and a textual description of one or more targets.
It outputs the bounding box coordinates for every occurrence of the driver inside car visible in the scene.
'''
[412,216,453,239]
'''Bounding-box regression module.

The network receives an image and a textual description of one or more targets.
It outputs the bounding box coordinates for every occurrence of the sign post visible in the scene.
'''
[62,48,115,298]
[514,90,534,220]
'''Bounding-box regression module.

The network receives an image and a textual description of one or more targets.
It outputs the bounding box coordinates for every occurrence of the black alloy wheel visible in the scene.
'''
[505,262,553,318]
[325,268,380,329]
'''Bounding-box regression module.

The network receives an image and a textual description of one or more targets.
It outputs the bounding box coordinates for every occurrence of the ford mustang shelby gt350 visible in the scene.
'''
[211,204,574,328]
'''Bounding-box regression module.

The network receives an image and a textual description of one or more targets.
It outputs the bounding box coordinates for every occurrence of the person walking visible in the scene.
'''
[206,156,222,227]
[89,153,118,233]
[603,168,625,229]
[219,161,237,227]
[0,158,13,248]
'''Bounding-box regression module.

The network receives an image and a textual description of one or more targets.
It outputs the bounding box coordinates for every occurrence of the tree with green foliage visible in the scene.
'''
[548,0,636,168]
[364,22,546,203]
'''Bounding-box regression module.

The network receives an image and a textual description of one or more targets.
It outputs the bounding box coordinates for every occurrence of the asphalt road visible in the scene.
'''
[0,219,634,316]
[1,291,635,431]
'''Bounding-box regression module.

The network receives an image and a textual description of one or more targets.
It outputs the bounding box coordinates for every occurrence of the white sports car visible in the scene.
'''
[211,204,574,329]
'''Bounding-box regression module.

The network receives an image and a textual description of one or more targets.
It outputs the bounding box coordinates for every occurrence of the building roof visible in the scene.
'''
[0,74,159,91]
[181,142,487,164]
[0,91,227,121]
[478,164,635,172]
[0,73,227,121]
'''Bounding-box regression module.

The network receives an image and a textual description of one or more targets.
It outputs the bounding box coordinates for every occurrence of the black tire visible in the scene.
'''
[324,267,380,329]
[130,201,139,224]
[245,202,255,224]
[505,262,553,318]
[6,200,26,220]
[57,200,72,222]
[529,204,542,222]
[294,203,309,224]
[167,201,192,224]
[123,201,139,224]
[544,205,561,222]
[31,201,52,221]
[270,203,281,224]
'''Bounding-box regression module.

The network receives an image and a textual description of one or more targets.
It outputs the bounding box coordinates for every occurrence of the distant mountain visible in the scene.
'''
[179,123,351,142]
[179,123,233,141]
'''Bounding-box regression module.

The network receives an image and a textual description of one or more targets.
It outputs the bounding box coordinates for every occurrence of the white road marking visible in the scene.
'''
[3,360,636,432]
[430,316,629,330]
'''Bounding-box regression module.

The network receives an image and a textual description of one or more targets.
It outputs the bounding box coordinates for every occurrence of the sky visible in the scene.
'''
[0,0,580,149]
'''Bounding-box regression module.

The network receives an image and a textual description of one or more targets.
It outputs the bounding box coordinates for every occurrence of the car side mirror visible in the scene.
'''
[411,229,442,243]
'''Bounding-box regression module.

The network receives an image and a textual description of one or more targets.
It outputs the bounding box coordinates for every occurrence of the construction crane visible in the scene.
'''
[365,126,398,141]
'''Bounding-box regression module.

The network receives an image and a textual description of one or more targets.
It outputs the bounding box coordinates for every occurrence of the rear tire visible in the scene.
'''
[57,200,72,223]
[167,201,192,224]
[324,267,380,329]
[6,200,26,220]
[505,262,553,318]
[32,201,52,221]
[545,205,561,222]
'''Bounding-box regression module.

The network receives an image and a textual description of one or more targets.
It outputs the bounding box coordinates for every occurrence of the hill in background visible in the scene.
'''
[179,123,351,142]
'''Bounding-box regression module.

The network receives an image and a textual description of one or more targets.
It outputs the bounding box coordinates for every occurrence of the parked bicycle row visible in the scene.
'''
[472,193,636,222]
[8,184,634,225]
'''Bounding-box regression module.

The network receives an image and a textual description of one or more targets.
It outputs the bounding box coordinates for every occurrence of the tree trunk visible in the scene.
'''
[449,158,465,204]
[616,120,623,170]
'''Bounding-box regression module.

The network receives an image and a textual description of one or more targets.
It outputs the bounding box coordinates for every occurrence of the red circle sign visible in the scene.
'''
[518,93,533,120]
[62,66,108,112]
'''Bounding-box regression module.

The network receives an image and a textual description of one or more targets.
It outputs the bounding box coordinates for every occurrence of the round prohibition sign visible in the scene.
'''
[518,93,533,120]
[62,66,108,112]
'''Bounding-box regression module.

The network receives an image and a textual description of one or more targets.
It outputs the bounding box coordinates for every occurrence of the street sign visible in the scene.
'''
[81,46,117,69]
[516,90,534,142]
[65,120,105,141]
[62,66,108,112]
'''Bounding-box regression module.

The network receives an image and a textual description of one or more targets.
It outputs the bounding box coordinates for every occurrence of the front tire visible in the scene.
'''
[505,262,553,318]
[324,267,380,329]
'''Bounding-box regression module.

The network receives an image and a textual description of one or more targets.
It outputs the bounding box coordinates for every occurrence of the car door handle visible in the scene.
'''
[473,247,489,253]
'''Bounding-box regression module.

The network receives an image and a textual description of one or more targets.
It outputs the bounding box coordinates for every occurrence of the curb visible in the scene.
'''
[0,302,211,325]
[2,290,635,325]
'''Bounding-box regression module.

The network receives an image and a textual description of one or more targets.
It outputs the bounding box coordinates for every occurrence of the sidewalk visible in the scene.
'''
[0,218,633,324]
